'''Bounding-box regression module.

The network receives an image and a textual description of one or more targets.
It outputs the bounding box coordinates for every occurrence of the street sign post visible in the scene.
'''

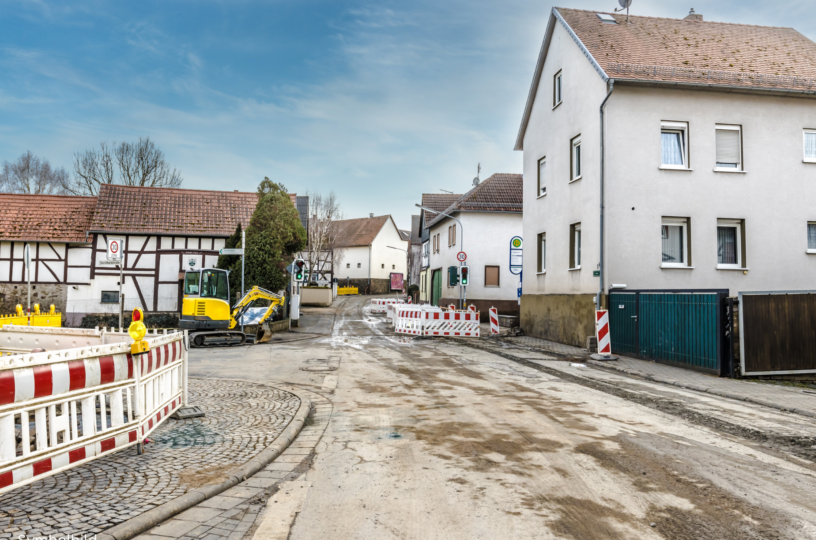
[219,248,244,255]
[24,244,30,319]
[107,237,125,328]
[509,237,523,305]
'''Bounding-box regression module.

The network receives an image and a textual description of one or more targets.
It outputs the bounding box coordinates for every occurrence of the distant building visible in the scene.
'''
[408,215,421,289]
[417,194,461,303]
[334,215,408,294]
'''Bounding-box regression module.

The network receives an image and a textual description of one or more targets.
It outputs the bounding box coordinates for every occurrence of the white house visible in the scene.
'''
[516,7,816,346]
[424,173,523,319]
[417,194,461,303]
[335,215,408,294]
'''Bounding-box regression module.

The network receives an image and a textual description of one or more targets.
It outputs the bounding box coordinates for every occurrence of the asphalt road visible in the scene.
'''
[189,296,816,540]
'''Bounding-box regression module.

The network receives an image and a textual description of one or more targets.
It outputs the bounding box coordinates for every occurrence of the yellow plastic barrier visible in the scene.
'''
[0,304,61,328]
[337,287,358,295]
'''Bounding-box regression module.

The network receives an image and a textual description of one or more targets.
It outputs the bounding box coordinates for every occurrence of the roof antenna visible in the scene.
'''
[614,0,632,23]
[473,163,481,187]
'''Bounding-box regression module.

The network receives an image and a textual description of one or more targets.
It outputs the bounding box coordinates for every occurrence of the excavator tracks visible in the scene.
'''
[189,330,247,348]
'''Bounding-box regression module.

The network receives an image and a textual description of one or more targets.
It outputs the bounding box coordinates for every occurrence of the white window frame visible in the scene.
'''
[808,222,816,254]
[717,219,742,269]
[537,232,546,274]
[804,129,816,163]
[571,136,582,182]
[537,157,547,197]
[660,121,689,170]
[661,217,689,268]
[714,124,743,172]
[571,223,582,269]
[553,71,562,108]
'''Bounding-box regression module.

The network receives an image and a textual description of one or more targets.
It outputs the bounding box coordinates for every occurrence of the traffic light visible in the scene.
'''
[460,265,469,286]
[294,259,306,282]
[448,266,459,287]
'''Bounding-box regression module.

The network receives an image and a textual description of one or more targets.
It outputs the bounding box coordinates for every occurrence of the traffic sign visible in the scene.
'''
[107,237,124,261]
[456,251,467,262]
[509,236,523,275]
[219,248,244,255]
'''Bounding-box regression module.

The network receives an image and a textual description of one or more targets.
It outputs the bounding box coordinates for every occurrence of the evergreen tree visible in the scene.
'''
[243,178,306,292]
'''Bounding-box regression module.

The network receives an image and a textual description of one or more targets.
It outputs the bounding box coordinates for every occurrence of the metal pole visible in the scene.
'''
[182,330,189,405]
[25,244,30,320]
[118,262,124,329]
[241,230,245,334]
[598,80,615,312]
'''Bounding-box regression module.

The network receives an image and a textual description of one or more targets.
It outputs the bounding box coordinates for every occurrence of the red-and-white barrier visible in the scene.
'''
[394,306,427,336]
[596,310,611,356]
[0,327,187,495]
[489,307,500,334]
[370,298,405,314]
[422,310,480,337]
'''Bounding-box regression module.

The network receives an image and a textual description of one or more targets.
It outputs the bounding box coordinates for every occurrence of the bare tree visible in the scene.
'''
[0,151,70,195]
[66,137,183,195]
[301,191,344,283]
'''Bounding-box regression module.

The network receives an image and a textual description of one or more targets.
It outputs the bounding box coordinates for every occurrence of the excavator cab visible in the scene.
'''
[180,268,232,332]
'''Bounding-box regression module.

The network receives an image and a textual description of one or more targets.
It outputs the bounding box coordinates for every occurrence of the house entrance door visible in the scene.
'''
[431,269,442,306]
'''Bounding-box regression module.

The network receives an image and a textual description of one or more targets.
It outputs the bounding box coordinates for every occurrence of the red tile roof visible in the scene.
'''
[425,173,523,228]
[89,184,297,237]
[420,193,462,223]
[335,215,390,248]
[0,194,96,242]
[559,8,816,90]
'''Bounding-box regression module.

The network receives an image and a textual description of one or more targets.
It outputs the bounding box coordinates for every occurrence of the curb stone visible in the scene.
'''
[95,384,313,540]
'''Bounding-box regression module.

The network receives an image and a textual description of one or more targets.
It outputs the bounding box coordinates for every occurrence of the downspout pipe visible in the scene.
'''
[598,79,614,312]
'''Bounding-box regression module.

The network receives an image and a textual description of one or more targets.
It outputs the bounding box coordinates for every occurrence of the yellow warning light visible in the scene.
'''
[128,308,150,355]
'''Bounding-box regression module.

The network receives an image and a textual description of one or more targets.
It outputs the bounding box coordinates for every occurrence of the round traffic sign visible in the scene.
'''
[110,241,119,254]
[457,251,467,262]
[511,237,523,249]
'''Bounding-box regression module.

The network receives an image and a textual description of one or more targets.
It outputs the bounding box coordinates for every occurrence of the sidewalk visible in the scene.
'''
[497,335,816,419]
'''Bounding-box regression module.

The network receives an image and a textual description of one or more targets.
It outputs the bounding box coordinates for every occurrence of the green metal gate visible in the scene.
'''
[431,269,442,307]
[609,290,726,374]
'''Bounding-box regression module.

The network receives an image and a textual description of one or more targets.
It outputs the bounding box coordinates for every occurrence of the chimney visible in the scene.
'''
[684,8,703,21]
[369,213,374,218]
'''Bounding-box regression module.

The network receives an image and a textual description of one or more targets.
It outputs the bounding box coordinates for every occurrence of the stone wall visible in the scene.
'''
[0,283,67,315]
[338,278,393,295]
[520,293,596,348]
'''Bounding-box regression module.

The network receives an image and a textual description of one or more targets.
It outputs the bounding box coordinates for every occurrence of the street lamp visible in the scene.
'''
[415,204,465,309]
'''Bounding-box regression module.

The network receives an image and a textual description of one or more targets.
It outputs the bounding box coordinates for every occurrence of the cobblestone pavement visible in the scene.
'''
[0,379,300,537]
[137,386,332,540]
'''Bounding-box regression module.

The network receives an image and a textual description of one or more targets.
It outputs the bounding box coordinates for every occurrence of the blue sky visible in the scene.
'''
[1,0,815,230]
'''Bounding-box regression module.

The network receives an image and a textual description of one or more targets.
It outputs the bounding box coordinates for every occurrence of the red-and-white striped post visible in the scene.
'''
[468,305,476,312]
[596,310,611,356]
[489,307,499,334]
[448,304,455,311]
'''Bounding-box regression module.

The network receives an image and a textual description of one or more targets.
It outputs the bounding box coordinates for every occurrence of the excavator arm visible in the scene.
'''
[229,286,284,342]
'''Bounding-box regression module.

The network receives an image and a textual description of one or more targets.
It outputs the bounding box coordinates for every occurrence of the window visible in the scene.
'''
[392,265,395,269]
[661,218,690,267]
[451,224,456,246]
[381,264,385,269]
[596,13,617,23]
[101,291,119,304]
[346,263,350,268]
[537,157,547,196]
[808,223,816,253]
[569,223,581,269]
[183,271,200,295]
[201,269,229,301]
[553,71,562,107]
[715,125,742,171]
[485,266,500,287]
[447,226,451,247]
[357,263,361,268]
[571,135,582,181]
[717,219,745,269]
[804,130,816,163]
[537,232,546,273]
[661,122,689,168]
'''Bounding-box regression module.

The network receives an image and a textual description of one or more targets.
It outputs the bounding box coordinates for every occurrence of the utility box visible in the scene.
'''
[290,294,300,320]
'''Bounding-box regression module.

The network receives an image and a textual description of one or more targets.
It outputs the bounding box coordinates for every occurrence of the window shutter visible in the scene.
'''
[716,129,740,165]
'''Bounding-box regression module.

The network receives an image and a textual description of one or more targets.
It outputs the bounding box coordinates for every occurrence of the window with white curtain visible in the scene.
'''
[804,130,816,163]
[808,223,816,253]
[715,125,742,171]
[717,219,743,268]
[537,232,546,273]
[554,71,562,107]
[570,223,581,269]
[538,157,547,196]
[571,136,582,181]
[660,122,688,168]
[661,218,689,267]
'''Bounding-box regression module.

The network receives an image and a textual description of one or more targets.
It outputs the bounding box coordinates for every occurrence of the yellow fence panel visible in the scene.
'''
[0,304,62,328]
[338,287,358,295]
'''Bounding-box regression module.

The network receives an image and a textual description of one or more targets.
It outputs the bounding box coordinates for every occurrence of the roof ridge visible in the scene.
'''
[99,184,262,196]
[555,7,795,30]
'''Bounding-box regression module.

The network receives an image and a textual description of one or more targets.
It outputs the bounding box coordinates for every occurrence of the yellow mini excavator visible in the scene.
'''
[179,268,284,347]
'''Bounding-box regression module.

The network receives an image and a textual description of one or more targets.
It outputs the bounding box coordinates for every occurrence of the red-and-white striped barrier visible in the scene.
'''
[596,310,611,356]
[394,306,426,335]
[0,328,187,495]
[448,304,455,311]
[422,310,480,337]
[370,298,405,314]
[468,305,476,312]
[489,307,500,334]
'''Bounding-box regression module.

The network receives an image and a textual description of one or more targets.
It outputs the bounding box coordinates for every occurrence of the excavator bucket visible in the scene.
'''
[257,321,273,343]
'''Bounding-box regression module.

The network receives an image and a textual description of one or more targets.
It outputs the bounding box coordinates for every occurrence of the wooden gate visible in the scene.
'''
[739,291,816,375]
[609,290,727,374]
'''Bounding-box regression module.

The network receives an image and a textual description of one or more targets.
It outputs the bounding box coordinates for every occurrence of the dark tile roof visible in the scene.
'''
[90,184,298,237]
[560,8,816,90]
[420,193,462,223]
[425,173,523,229]
[0,194,97,242]
[334,215,390,248]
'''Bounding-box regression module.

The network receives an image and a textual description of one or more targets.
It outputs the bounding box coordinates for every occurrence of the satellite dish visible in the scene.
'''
[618,0,632,7]
[472,177,480,186]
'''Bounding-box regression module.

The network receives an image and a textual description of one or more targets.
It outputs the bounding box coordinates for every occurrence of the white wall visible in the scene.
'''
[521,21,609,297]
[370,218,408,280]
[337,246,371,279]
[428,212,522,301]
[606,85,816,295]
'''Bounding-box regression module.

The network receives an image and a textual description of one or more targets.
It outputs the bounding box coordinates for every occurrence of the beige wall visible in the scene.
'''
[520,293,596,348]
